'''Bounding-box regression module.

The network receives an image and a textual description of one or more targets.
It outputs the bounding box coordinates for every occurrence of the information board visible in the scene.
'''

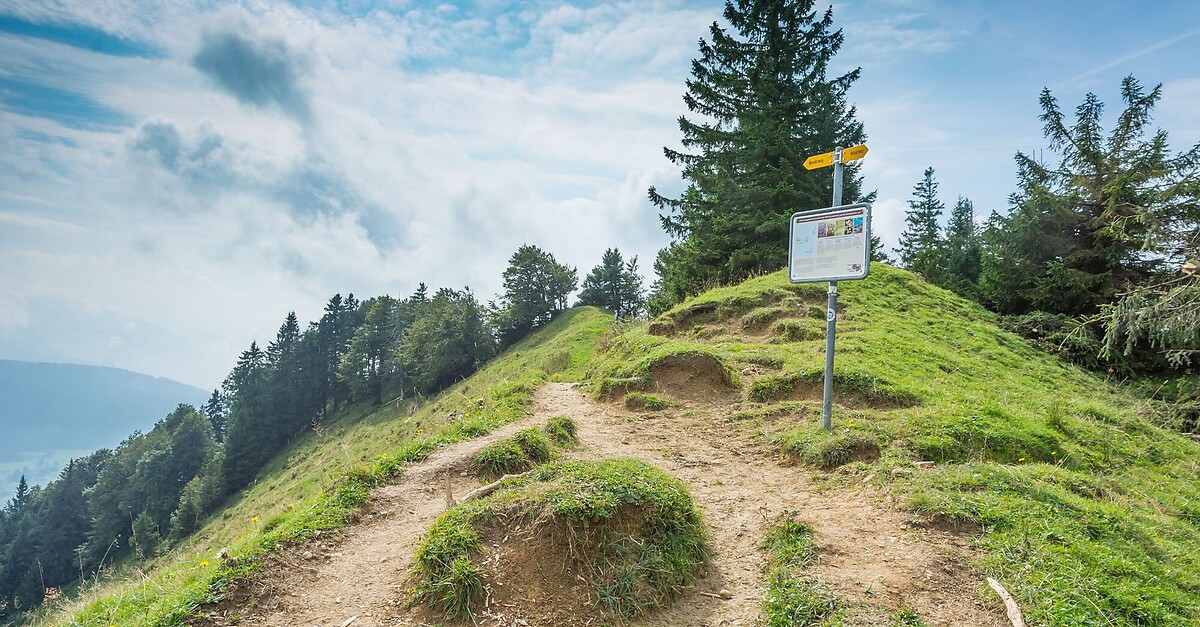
[788,203,872,283]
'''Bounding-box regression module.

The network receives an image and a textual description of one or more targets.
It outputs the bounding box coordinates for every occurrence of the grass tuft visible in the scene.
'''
[475,427,558,477]
[775,428,882,469]
[761,512,837,626]
[544,415,578,446]
[513,427,554,462]
[474,439,529,477]
[625,391,669,411]
[892,606,928,626]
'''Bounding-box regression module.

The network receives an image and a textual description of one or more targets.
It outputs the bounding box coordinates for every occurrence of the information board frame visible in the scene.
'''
[787,202,872,284]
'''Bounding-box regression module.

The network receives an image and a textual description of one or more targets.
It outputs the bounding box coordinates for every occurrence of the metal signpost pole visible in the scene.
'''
[822,147,844,430]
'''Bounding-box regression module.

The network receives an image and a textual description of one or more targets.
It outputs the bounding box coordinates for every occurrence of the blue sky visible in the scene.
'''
[2,0,1199,389]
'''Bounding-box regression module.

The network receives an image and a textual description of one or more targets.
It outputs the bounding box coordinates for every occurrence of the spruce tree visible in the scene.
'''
[220,342,271,493]
[898,166,944,280]
[316,294,362,412]
[981,76,1197,317]
[942,196,982,297]
[649,0,866,304]
[340,296,398,405]
[576,248,645,315]
[869,235,892,264]
[201,389,226,443]
[267,312,306,440]
[5,478,30,515]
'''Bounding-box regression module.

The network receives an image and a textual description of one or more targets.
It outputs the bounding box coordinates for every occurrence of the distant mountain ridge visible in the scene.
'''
[0,360,209,495]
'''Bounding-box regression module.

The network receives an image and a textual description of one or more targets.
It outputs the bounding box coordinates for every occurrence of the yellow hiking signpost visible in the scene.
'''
[802,144,867,170]
[793,145,871,430]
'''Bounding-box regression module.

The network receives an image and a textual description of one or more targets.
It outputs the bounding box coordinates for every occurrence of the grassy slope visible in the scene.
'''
[586,265,1200,626]
[37,307,612,627]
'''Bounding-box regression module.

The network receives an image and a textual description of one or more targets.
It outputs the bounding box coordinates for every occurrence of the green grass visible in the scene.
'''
[474,427,556,477]
[761,512,838,627]
[474,439,529,476]
[586,265,1200,626]
[513,427,554,462]
[411,458,707,620]
[770,317,826,342]
[892,606,928,626]
[775,427,881,469]
[624,391,669,411]
[39,266,1200,626]
[544,415,578,446]
[586,335,740,397]
[39,307,612,627]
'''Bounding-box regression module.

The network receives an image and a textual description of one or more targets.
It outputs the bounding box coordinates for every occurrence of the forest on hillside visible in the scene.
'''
[0,244,642,615]
[2,0,1197,619]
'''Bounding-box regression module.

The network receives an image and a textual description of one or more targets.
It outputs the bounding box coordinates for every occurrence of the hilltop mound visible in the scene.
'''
[587,265,1200,625]
[47,267,1200,627]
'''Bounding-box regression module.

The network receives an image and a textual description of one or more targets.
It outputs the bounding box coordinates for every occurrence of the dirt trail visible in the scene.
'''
[197,384,1007,627]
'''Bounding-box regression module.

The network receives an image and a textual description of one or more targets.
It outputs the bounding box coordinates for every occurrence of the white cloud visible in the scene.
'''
[837,0,968,68]
[8,0,1195,388]
[0,0,723,386]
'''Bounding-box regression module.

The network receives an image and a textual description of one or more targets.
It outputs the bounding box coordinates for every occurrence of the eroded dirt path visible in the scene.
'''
[198,384,1006,627]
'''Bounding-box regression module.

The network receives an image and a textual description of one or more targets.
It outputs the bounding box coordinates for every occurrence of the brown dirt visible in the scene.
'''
[646,354,735,404]
[191,383,1008,627]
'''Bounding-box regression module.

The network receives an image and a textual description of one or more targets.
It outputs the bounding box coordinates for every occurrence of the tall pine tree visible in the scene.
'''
[898,166,944,280]
[649,0,866,304]
[220,342,271,494]
[941,196,982,297]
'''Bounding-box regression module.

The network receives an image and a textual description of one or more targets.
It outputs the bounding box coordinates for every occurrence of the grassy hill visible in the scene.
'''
[587,265,1200,625]
[33,266,1200,626]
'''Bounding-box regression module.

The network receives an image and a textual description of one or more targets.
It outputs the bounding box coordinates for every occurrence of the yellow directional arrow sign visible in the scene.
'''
[842,144,868,162]
[803,144,868,170]
[803,151,834,170]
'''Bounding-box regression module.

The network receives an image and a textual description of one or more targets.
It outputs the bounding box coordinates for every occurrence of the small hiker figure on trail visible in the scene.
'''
[615,307,627,322]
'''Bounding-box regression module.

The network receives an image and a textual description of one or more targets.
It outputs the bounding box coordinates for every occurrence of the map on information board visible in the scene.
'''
[788,203,871,283]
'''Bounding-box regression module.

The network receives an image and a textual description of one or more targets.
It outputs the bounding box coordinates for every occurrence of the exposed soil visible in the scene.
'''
[646,354,735,404]
[191,384,1008,627]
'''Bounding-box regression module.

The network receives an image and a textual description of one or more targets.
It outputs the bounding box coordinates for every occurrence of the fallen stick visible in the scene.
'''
[459,471,533,504]
[987,577,1026,627]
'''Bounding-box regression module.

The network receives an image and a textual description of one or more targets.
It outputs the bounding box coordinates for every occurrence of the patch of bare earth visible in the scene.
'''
[191,384,1008,627]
